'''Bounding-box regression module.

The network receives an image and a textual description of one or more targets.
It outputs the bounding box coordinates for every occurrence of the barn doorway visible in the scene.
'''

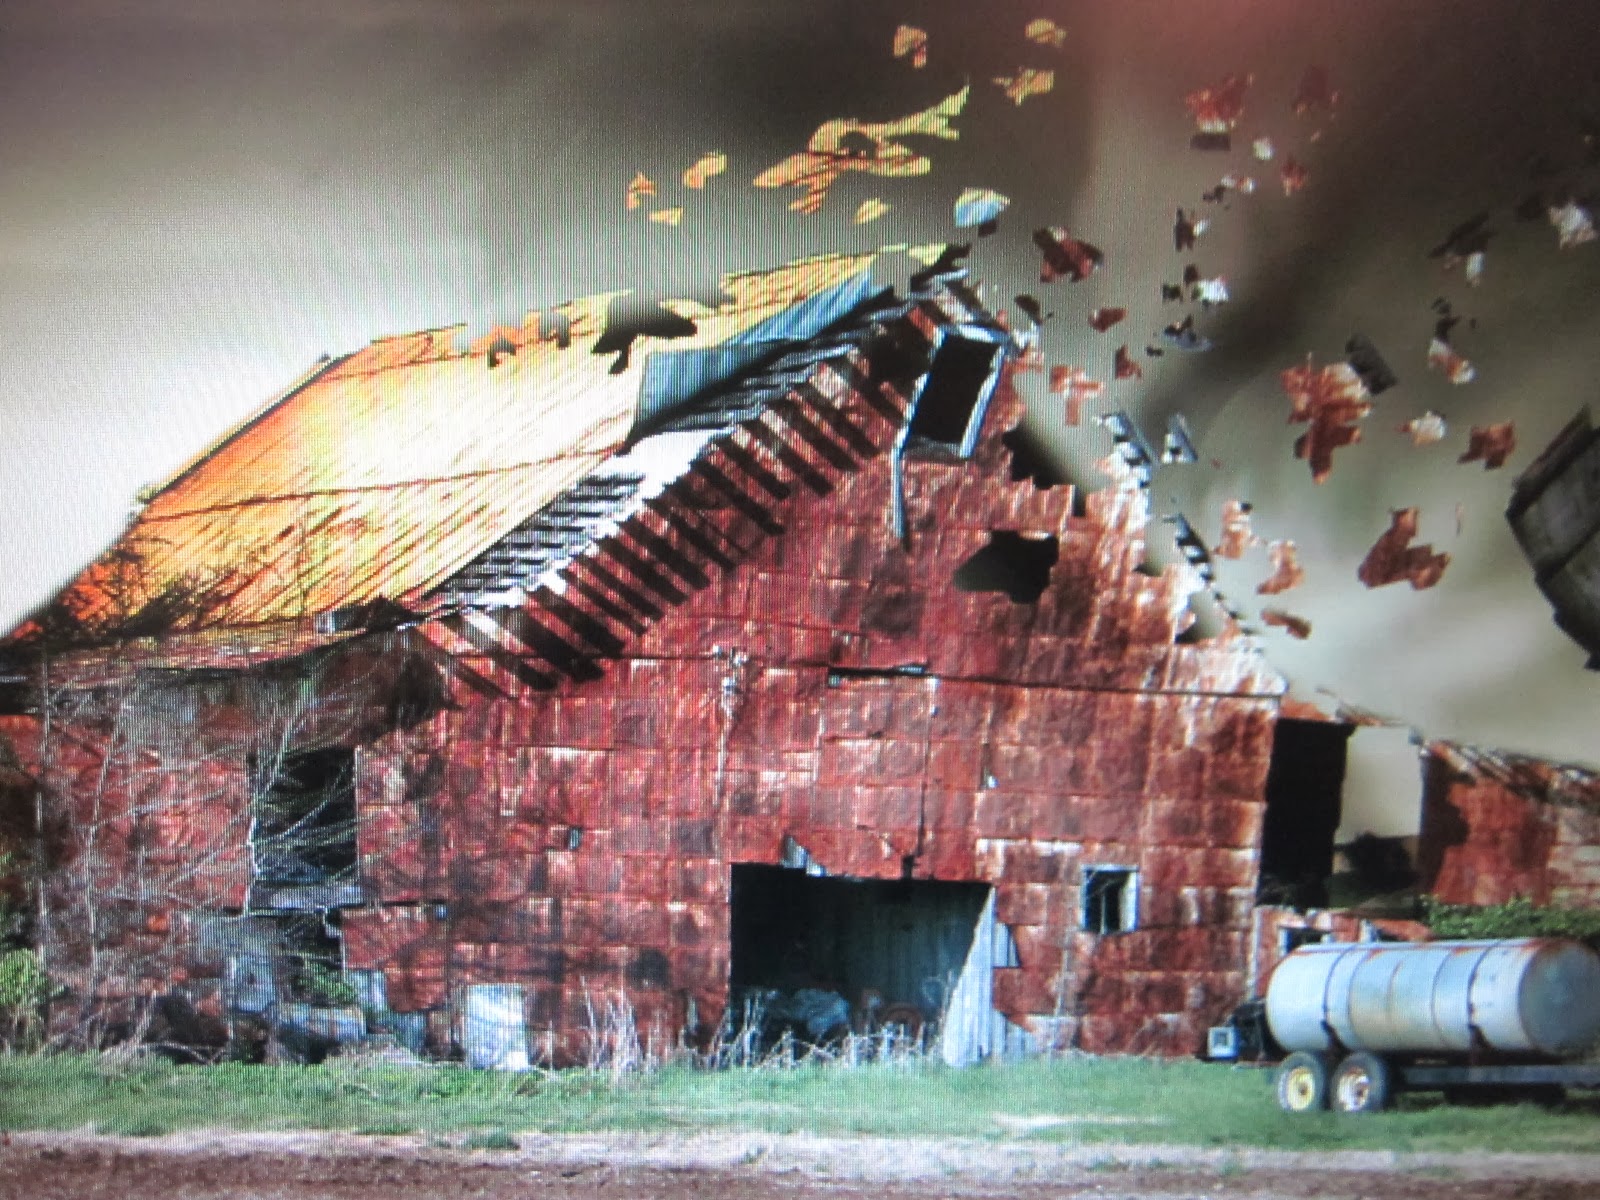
[1257,718,1353,908]
[728,865,989,1047]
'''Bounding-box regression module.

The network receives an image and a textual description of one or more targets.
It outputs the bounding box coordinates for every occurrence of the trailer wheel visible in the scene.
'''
[1331,1052,1391,1114]
[1276,1051,1330,1113]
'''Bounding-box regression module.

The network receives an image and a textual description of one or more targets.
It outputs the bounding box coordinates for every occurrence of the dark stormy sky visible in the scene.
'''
[4,0,1600,832]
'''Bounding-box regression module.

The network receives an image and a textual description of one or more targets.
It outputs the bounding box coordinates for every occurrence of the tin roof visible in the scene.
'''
[17,252,897,645]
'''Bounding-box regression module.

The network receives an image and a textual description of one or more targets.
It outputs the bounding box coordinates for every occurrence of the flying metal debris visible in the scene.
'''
[1163,414,1199,463]
[683,151,728,189]
[1344,333,1398,395]
[1252,136,1276,161]
[1459,422,1516,469]
[1257,540,1305,595]
[1549,199,1597,248]
[1173,208,1205,251]
[1429,212,1493,260]
[1261,608,1313,639]
[1203,174,1256,203]
[954,187,1010,230]
[1113,345,1142,381]
[648,207,684,226]
[1398,411,1448,446]
[1049,366,1105,426]
[626,171,657,210]
[995,67,1055,106]
[854,199,891,224]
[1015,294,1051,326]
[1192,276,1229,307]
[1185,73,1253,132]
[754,85,970,214]
[1162,315,1213,352]
[1161,283,1184,303]
[1088,307,1127,332]
[1427,337,1476,385]
[1213,500,1263,559]
[1100,411,1159,483]
[1358,508,1450,590]
[893,24,929,68]
[1281,356,1373,483]
[1280,157,1310,196]
[1025,18,1068,48]
[1033,226,1104,282]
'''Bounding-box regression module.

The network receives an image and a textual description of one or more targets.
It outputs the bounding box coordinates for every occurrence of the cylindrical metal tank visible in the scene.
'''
[1266,938,1600,1059]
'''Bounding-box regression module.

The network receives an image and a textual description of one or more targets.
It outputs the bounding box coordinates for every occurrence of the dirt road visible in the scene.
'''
[2,1130,1597,1199]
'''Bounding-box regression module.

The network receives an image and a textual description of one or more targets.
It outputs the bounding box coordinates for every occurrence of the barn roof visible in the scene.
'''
[7,247,1008,673]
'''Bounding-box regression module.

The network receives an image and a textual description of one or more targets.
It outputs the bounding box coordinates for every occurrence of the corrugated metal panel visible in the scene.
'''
[37,252,889,636]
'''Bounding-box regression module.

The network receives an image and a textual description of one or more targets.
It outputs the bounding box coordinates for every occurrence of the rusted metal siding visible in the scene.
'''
[1417,741,1600,908]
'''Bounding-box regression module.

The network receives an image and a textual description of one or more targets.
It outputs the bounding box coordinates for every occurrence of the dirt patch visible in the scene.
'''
[1,1130,1597,1199]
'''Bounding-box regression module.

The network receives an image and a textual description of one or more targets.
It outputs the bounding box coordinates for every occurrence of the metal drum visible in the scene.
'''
[1266,938,1600,1059]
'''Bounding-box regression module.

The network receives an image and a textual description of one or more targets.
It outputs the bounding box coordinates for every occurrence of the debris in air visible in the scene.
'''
[1015,294,1051,326]
[626,172,657,210]
[954,187,1010,231]
[1358,508,1450,589]
[893,25,929,68]
[1252,136,1276,161]
[1261,609,1313,639]
[1192,276,1229,307]
[1398,411,1448,446]
[1459,422,1516,469]
[1257,540,1305,594]
[1088,306,1127,332]
[1113,345,1143,381]
[1185,73,1253,132]
[1281,356,1373,483]
[754,86,969,214]
[1049,366,1105,426]
[1025,18,1068,48]
[1280,157,1310,195]
[1427,337,1476,385]
[649,207,684,226]
[1163,414,1199,463]
[1344,334,1398,395]
[854,199,890,224]
[995,68,1055,106]
[1161,283,1184,303]
[1549,199,1597,248]
[683,152,727,189]
[1162,315,1213,352]
[1173,208,1206,251]
[1033,226,1104,282]
[1213,500,1263,559]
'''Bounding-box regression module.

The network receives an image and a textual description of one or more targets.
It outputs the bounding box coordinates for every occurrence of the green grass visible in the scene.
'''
[0,1053,1596,1153]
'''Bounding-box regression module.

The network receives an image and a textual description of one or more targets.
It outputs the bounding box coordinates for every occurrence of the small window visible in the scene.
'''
[1082,867,1138,934]
[906,333,1002,454]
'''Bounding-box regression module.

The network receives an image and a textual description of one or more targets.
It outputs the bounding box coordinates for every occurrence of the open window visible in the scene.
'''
[905,332,1004,456]
[250,746,358,907]
[1081,866,1138,934]
[1256,718,1352,908]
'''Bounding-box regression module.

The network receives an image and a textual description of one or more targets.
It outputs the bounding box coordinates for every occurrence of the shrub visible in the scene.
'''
[0,947,52,1049]
[1422,896,1600,946]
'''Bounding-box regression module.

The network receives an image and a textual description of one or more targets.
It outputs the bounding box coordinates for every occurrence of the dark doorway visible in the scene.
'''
[1257,719,1353,908]
[729,865,989,1040]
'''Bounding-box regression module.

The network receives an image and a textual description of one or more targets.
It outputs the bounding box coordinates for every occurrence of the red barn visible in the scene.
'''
[0,250,1295,1063]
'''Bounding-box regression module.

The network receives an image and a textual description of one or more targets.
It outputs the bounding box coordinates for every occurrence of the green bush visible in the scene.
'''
[0,947,51,1049]
[1422,896,1600,945]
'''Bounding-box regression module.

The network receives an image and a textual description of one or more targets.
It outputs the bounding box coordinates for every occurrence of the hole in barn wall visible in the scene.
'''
[250,746,357,890]
[953,532,1059,603]
[566,827,583,851]
[1256,718,1353,908]
[906,334,1003,454]
[729,865,989,1046]
[1081,866,1138,934]
[1000,424,1068,489]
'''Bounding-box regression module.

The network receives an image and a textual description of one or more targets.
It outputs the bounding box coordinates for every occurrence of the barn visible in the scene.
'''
[0,248,1311,1064]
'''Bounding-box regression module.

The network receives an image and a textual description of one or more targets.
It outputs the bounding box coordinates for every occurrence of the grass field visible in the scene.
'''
[1,1052,1598,1152]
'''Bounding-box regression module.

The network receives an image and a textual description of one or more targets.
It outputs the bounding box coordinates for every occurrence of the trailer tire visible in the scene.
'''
[1276,1051,1330,1113]
[1332,1052,1392,1113]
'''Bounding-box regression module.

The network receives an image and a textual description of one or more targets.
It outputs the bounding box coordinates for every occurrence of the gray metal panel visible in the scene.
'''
[463,984,531,1070]
[1510,436,1600,573]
